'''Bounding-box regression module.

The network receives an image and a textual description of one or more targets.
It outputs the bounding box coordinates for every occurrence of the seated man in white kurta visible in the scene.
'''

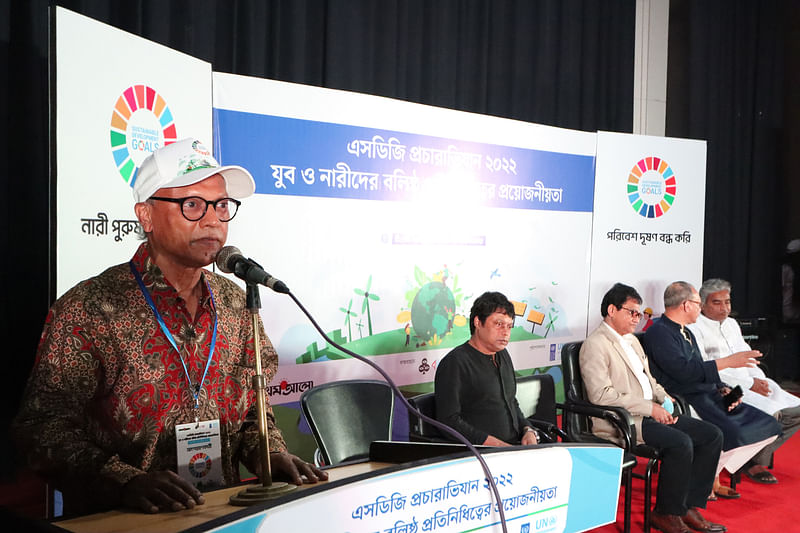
[689,278,800,485]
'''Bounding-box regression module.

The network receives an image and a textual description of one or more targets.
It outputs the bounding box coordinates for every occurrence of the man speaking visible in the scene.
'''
[13,139,326,516]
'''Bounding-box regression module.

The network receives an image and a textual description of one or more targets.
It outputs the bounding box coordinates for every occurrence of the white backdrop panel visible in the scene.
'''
[213,74,597,402]
[588,131,707,331]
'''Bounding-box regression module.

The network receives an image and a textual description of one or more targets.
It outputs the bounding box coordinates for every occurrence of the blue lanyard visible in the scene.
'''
[129,261,218,413]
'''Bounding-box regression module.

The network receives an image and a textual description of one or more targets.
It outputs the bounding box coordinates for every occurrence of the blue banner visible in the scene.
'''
[214,109,595,212]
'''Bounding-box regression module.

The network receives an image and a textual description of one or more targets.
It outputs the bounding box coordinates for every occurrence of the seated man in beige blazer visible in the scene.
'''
[580,283,725,533]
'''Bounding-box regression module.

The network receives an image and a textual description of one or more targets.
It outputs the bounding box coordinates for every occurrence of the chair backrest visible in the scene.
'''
[516,373,558,426]
[407,392,443,441]
[560,340,596,441]
[300,379,394,466]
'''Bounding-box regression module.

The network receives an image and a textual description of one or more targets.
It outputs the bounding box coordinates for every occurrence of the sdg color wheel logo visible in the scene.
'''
[188,453,212,478]
[627,156,676,218]
[109,85,177,185]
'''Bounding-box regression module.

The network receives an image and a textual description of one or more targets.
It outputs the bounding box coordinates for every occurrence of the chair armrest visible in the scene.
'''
[671,393,690,416]
[594,403,638,451]
[562,399,637,451]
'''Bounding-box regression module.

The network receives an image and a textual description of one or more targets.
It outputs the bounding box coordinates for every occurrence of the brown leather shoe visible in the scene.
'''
[682,508,727,532]
[650,511,690,533]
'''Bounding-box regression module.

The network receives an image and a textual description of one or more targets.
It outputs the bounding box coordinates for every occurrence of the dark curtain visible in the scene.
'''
[0,0,636,477]
[667,0,786,317]
[45,0,635,129]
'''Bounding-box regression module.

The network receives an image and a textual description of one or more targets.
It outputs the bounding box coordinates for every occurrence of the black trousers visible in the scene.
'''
[641,414,723,516]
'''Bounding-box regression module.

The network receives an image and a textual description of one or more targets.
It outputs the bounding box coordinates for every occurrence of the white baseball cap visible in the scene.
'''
[132,138,255,202]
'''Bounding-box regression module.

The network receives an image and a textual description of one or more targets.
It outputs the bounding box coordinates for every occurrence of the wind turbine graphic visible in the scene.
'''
[339,298,357,342]
[354,275,381,336]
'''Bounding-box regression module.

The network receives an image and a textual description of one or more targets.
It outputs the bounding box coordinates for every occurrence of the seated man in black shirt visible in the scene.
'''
[434,291,538,446]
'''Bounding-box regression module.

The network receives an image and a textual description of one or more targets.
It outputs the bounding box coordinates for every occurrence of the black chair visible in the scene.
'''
[407,391,444,442]
[300,379,394,466]
[561,340,686,533]
[516,373,568,442]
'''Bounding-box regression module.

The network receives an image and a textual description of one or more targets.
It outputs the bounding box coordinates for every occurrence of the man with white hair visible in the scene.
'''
[689,278,800,484]
[644,281,781,499]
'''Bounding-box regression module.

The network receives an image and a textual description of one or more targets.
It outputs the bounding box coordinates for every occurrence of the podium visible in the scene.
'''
[53,443,623,533]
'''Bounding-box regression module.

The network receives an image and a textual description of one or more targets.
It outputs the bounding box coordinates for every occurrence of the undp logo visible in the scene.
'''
[109,84,177,185]
[626,156,677,218]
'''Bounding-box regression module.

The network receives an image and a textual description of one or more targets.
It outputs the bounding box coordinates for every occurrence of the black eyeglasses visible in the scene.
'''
[619,306,643,320]
[149,196,241,222]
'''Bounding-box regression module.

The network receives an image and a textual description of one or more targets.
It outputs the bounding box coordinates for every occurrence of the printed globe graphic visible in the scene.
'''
[410,282,456,342]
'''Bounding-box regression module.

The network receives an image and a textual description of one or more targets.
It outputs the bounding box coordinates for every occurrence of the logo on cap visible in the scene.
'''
[191,140,211,156]
[177,141,218,176]
[109,84,177,185]
[627,156,677,218]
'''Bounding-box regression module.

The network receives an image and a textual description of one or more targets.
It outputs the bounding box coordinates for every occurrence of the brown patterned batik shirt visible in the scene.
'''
[13,244,287,514]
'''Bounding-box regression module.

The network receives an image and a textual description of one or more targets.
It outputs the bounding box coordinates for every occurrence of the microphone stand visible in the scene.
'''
[229,281,297,505]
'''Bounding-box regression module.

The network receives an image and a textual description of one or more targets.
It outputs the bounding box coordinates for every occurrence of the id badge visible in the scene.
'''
[176,419,224,490]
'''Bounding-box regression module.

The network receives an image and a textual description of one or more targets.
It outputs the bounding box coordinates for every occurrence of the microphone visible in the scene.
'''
[215,246,290,294]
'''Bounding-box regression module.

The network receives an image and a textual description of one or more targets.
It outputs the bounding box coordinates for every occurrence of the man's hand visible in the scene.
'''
[520,428,539,446]
[751,377,771,396]
[651,404,677,424]
[482,435,511,446]
[269,451,329,486]
[727,397,743,411]
[718,350,761,370]
[122,470,205,514]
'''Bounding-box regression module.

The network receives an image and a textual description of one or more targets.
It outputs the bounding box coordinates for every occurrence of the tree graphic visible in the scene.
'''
[354,275,381,336]
[339,298,357,342]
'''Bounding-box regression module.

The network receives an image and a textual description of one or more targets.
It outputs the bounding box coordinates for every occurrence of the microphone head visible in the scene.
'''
[215,245,242,273]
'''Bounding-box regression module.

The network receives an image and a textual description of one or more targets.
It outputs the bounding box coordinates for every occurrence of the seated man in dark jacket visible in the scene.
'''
[434,291,538,447]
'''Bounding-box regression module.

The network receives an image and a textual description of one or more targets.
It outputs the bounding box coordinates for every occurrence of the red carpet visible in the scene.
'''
[588,433,800,532]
